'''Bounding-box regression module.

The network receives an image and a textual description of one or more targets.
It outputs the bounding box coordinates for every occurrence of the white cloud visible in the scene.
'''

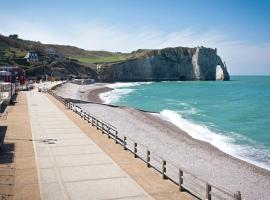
[1,13,269,75]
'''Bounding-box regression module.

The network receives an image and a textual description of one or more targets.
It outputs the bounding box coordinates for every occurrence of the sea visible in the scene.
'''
[99,76,270,170]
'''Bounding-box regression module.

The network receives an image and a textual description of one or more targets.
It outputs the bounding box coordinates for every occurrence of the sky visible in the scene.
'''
[0,0,270,75]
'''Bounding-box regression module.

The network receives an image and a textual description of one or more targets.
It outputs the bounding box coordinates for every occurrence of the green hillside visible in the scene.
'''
[0,34,129,64]
[0,34,131,78]
[69,54,126,64]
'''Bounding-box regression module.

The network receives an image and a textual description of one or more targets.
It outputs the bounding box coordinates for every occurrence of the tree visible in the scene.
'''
[9,34,19,39]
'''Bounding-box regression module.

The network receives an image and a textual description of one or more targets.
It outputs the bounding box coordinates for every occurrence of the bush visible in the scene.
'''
[9,34,19,39]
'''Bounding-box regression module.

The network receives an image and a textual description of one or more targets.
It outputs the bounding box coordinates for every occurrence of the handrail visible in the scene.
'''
[47,89,242,200]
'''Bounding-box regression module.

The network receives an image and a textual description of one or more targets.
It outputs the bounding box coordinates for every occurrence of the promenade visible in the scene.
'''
[27,88,152,200]
[0,86,194,200]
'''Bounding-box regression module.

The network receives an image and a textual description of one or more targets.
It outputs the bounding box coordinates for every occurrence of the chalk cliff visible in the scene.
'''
[97,46,230,82]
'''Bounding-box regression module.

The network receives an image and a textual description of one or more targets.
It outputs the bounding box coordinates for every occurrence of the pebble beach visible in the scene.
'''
[54,82,270,200]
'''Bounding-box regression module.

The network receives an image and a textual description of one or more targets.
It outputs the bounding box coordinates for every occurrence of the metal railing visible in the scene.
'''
[48,89,242,200]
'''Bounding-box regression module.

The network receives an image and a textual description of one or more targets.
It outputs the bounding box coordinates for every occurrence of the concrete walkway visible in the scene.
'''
[0,92,40,200]
[27,89,151,200]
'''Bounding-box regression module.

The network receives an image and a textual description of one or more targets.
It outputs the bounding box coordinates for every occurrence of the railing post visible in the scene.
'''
[146,150,150,167]
[91,117,94,126]
[115,131,118,144]
[206,182,211,200]
[107,126,111,139]
[96,120,99,130]
[101,124,104,134]
[123,136,127,150]
[134,143,137,158]
[234,191,241,200]
[81,110,83,118]
[179,169,184,192]
[162,160,166,179]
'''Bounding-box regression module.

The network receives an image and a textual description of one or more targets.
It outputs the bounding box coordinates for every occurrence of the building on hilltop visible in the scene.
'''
[24,51,43,62]
[25,48,63,63]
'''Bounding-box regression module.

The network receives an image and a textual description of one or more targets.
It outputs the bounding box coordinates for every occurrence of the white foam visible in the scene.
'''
[99,88,134,104]
[159,109,270,170]
[160,110,235,150]
[106,82,152,89]
[100,82,153,104]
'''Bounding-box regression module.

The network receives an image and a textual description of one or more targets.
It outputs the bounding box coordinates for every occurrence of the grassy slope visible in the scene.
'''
[69,54,127,64]
[0,34,130,65]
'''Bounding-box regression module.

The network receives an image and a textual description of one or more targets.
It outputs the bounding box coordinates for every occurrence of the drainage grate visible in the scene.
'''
[39,139,57,145]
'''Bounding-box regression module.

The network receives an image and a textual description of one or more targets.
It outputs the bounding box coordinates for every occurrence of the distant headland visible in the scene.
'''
[0,34,229,81]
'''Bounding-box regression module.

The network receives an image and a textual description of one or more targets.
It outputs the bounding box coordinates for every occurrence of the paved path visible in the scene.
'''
[0,92,40,200]
[47,92,195,200]
[27,89,151,200]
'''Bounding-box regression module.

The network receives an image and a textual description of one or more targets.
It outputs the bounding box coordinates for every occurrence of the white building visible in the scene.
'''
[24,51,39,62]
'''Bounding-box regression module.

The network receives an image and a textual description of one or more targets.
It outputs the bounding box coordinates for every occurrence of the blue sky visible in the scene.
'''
[0,0,270,75]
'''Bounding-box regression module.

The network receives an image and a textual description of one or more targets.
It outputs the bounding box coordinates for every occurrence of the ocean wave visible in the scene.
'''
[99,88,134,104]
[100,82,153,104]
[106,82,153,89]
[159,109,270,170]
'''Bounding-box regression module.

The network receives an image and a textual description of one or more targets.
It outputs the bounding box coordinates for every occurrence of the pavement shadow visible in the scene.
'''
[0,104,7,114]
[10,93,18,105]
[0,143,15,164]
[0,126,15,164]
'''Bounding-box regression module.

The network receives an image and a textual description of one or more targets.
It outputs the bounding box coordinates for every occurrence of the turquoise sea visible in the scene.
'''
[100,76,270,170]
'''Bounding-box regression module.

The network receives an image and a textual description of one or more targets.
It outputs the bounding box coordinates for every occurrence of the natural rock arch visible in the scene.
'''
[216,56,230,80]
[216,65,224,80]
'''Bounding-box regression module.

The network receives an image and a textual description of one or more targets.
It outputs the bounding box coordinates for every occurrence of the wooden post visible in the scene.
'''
[115,131,118,144]
[134,143,137,158]
[206,183,211,200]
[162,160,166,179]
[234,191,241,200]
[123,136,127,150]
[96,120,99,130]
[105,125,111,139]
[146,150,150,167]
[179,169,184,192]
[101,123,104,134]
[91,117,94,126]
